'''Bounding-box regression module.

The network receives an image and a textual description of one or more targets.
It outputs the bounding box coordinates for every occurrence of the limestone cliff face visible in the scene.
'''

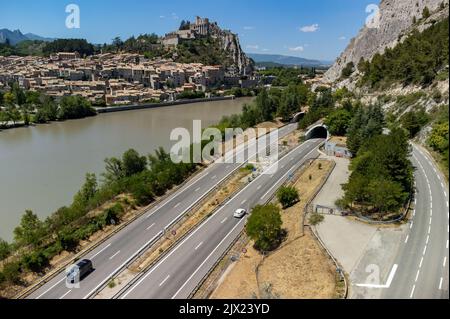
[209,24,253,76]
[324,0,448,83]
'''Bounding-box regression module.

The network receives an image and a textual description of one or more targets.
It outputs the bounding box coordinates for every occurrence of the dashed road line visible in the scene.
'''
[443,257,447,268]
[109,250,121,260]
[159,275,170,287]
[221,217,228,224]
[405,235,409,244]
[90,243,112,259]
[410,285,416,298]
[439,278,444,290]
[146,223,156,231]
[195,242,203,250]
[59,290,71,299]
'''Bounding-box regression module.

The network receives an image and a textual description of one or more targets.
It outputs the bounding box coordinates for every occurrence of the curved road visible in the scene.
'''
[27,124,298,299]
[382,144,449,299]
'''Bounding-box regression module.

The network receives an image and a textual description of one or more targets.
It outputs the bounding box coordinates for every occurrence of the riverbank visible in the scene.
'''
[95,96,237,114]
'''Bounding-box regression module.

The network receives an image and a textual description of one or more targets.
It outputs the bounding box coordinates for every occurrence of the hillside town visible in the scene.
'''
[0,17,257,106]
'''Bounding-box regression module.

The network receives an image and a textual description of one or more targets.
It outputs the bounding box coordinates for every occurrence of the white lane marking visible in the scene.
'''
[85,231,163,299]
[426,235,429,245]
[159,275,170,287]
[355,264,398,288]
[290,157,294,161]
[59,290,71,299]
[415,270,420,282]
[429,217,432,225]
[410,221,414,229]
[174,203,181,209]
[410,285,416,298]
[404,235,409,244]
[241,199,247,205]
[221,217,228,224]
[195,242,203,250]
[171,217,247,299]
[439,278,444,290]
[419,257,424,268]
[423,246,427,256]
[211,175,217,180]
[257,185,262,190]
[146,223,156,231]
[122,140,324,299]
[444,257,447,268]
[90,243,112,260]
[109,250,121,260]
[428,226,431,234]
[195,187,201,192]
[36,277,66,299]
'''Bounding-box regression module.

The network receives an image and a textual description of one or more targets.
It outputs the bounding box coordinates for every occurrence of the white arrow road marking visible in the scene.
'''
[355,264,398,288]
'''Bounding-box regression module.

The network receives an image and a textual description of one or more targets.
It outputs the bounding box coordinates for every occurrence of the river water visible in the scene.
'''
[0,98,251,241]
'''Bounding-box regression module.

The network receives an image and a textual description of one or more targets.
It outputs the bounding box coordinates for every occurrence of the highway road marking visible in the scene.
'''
[241,199,247,205]
[410,221,414,229]
[195,242,203,250]
[429,217,432,225]
[423,246,427,256]
[146,223,156,231]
[109,250,121,260]
[90,243,112,260]
[159,275,170,287]
[439,277,443,290]
[419,257,424,268]
[410,285,416,298]
[257,185,262,190]
[221,217,228,224]
[59,290,71,299]
[174,203,181,208]
[415,270,420,282]
[428,226,431,234]
[426,235,429,245]
[446,240,449,249]
[36,277,66,299]
[195,187,201,192]
[171,217,248,299]
[211,175,217,180]
[404,235,409,244]
[121,140,323,299]
[443,257,447,268]
[355,264,398,288]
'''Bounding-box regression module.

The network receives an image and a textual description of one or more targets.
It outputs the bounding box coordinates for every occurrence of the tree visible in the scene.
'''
[400,109,430,138]
[73,173,98,209]
[246,204,283,252]
[0,238,10,260]
[102,157,124,183]
[422,6,431,19]
[256,89,275,122]
[13,210,45,247]
[58,96,95,120]
[367,179,406,213]
[324,109,352,136]
[277,186,300,209]
[122,149,147,177]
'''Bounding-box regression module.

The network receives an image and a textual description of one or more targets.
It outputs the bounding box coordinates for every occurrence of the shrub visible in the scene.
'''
[277,186,300,209]
[309,213,324,225]
[246,204,283,252]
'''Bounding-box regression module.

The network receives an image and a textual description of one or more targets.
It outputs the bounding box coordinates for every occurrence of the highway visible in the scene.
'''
[382,144,449,299]
[118,138,324,299]
[27,123,298,299]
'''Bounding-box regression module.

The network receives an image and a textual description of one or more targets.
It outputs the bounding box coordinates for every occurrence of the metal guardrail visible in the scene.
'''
[16,123,293,299]
[188,142,325,299]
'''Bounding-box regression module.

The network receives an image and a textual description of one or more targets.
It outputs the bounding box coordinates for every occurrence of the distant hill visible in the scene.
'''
[0,29,53,46]
[248,53,332,68]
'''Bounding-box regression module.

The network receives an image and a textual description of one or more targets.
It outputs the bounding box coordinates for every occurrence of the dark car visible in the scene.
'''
[67,259,93,283]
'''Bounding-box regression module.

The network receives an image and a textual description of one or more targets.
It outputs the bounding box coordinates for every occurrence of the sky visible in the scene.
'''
[1,0,380,61]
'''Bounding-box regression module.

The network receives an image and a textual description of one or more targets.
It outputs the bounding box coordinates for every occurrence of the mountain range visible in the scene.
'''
[0,29,53,46]
[248,53,333,68]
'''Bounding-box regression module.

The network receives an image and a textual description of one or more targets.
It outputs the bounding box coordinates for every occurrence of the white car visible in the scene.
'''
[234,208,247,218]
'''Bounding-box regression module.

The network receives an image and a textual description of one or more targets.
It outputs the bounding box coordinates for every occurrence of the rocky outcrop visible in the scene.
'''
[324,0,448,83]
[220,31,253,76]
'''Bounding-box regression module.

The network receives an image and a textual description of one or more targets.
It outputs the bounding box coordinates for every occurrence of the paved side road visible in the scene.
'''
[28,124,298,299]
[382,145,449,299]
[118,139,324,299]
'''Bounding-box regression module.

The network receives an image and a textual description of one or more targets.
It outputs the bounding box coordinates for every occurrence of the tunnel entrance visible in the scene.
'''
[291,112,306,123]
[305,125,329,140]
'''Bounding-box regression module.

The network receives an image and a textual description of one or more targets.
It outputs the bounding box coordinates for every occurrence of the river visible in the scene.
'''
[0,97,252,241]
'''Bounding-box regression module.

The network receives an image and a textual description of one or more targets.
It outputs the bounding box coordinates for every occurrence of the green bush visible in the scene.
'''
[21,250,50,273]
[277,186,300,209]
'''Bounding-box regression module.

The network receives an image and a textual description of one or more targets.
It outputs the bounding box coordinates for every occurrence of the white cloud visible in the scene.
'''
[339,36,347,40]
[159,15,166,19]
[299,24,319,33]
[246,44,259,50]
[289,46,304,52]
[243,26,255,30]
[262,48,270,52]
